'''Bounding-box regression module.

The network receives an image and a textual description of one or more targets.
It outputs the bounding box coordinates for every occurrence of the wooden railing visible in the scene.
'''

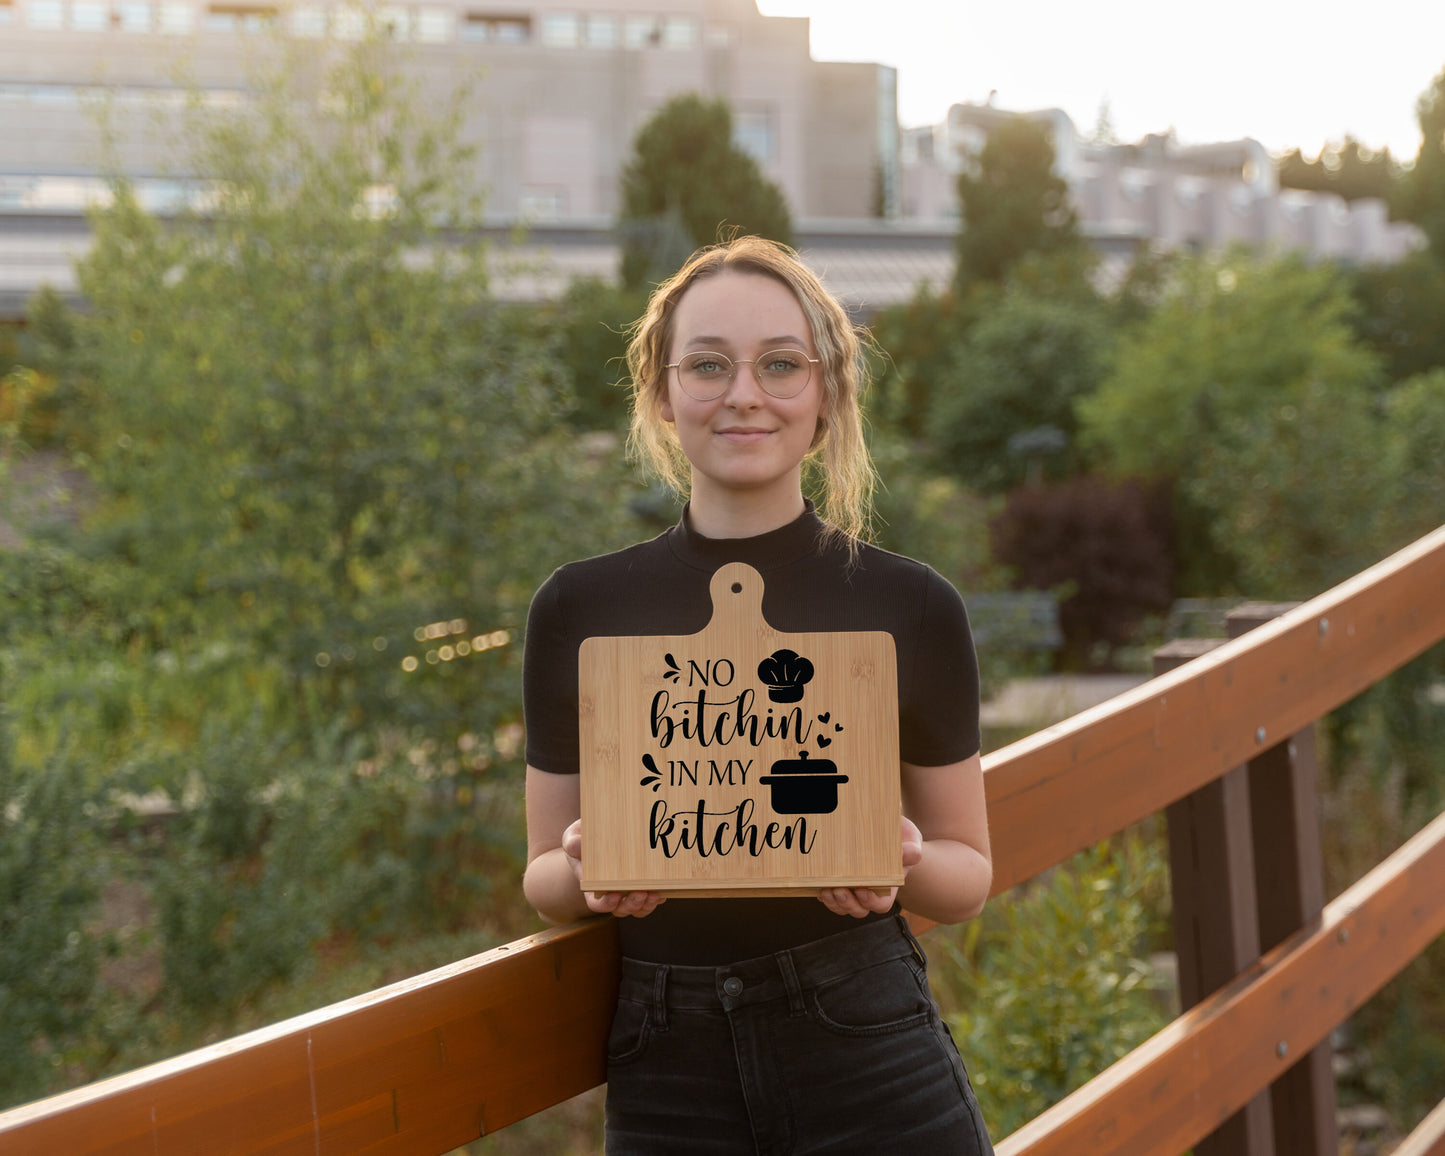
[4,525,1445,1155]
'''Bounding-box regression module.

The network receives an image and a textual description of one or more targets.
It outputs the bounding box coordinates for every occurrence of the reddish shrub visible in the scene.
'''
[989,476,1174,669]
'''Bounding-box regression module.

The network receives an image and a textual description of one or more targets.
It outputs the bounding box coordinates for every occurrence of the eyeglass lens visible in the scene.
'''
[675,350,812,400]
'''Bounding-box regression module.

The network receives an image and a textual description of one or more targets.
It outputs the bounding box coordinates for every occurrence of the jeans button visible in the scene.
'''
[723,976,744,997]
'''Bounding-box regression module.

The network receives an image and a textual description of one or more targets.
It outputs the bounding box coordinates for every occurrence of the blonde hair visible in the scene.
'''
[625,236,876,543]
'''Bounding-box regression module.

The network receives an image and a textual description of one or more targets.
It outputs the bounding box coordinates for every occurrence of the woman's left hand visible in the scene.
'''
[817,816,924,918]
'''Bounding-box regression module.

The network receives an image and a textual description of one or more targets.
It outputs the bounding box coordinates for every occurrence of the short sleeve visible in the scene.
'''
[522,571,582,774]
[898,569,981,766]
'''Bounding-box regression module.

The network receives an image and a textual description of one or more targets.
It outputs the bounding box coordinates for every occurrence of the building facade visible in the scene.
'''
[0,0,900,222]
[900,102,1423,266]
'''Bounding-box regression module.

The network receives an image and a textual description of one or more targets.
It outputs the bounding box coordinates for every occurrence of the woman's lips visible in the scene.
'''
[715,426,773,443]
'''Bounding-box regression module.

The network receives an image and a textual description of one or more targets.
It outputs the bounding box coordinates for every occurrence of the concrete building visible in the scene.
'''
[901,102,1423,267]
[0,0,898,222]
[0,3,1425,320]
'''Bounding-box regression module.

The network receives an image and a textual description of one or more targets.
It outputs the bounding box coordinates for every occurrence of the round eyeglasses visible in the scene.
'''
[665,349,820,402]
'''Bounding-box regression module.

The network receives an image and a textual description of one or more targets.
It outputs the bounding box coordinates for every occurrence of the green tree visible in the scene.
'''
[41,32,633,746]
[868,285,977,439]
[1397,65,1445,261]
[954,117,1090,293]
[536,277,650,430]
[0,29,644,1082]
[1348,251,1445,382]
[618,94,793,289]
[1277,136,1401,203]
[926,291,1113,492]
[1078,253,1393,596]
[1383,368,1445,539]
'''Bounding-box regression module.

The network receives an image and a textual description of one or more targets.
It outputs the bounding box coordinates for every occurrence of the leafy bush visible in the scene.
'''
[989,476,1173,669]
[0,27,631,1103]
[928,292,1114,493]
[1078,252,1389,595]
[0,731,104,1107]
[929,835,1171,1139]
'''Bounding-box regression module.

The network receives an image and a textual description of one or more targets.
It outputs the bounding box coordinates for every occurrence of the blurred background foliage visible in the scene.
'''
[1,28,1444,1152]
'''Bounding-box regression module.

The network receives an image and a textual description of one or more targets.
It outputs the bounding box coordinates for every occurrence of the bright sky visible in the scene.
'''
[756,0,1445,160]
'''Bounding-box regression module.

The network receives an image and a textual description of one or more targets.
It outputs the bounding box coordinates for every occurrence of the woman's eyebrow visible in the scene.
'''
[680,335,811,349]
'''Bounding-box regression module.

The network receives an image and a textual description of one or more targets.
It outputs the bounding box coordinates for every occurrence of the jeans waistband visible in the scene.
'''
[617,914,925,1020]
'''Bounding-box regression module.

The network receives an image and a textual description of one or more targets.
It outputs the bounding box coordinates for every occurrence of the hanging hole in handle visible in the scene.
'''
[731,582,742,593]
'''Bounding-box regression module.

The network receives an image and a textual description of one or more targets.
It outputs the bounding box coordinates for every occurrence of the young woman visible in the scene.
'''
[522,236,994,1155]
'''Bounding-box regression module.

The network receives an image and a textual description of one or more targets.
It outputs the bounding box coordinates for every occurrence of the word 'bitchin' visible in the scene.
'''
[649,688,813,749]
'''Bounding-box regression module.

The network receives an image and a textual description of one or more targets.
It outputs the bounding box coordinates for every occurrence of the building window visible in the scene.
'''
[332,6,365,38]
[70,0,108,29]
[462,12,529,43]
[115,0,152,27]
[518,188,566,219]
[415,6,451,42]
[583,12,615,47]
[661,15,695,49]
[733,108,775,165]
[157,1,192,31]
[288,4,324,36]
[540,11,578,46]
[704,22,732,48]
[623,14,658,47]
[26,0,64,26]
[206,3,276,31]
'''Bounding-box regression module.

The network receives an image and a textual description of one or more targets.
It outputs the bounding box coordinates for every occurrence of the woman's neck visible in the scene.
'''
[686,480,806,540]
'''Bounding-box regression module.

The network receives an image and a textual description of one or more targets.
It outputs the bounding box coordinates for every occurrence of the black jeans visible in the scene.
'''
[604,914,994,1155]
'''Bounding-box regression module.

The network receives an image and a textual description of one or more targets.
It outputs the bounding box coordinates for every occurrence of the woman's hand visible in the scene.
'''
[817,815,924,918]
[562,819,669,918]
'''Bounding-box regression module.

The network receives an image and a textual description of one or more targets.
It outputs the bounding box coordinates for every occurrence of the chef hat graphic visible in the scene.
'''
[757,648,815,703]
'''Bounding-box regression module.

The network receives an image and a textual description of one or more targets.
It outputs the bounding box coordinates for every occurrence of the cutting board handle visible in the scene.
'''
[707,561,766,631]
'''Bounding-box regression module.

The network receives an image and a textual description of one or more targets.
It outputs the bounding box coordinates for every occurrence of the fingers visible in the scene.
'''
[901,815,924,872]
[561,819,583,861]
[563,821,665,917]
[585,890,668,918]
[817,886,898,918]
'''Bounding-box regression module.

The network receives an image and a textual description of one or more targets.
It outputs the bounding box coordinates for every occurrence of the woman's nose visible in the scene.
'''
[724,360,765,405]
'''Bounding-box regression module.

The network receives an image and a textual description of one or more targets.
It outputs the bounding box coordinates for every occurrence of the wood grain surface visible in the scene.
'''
[578,562,902,894]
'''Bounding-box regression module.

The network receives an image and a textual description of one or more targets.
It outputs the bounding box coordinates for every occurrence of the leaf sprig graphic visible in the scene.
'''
[639,752,663,792]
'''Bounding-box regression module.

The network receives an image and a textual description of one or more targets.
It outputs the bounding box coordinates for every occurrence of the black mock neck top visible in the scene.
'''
[523,502,980,964]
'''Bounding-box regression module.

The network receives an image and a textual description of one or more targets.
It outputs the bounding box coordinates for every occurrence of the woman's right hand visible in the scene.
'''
[562,819,668,918]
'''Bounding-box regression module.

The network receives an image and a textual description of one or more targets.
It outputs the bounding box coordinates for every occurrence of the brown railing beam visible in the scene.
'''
[986,524,1445,895]
[0,919,619,1155]
[995,805,1445,1156]
[1227,603,1337,1156]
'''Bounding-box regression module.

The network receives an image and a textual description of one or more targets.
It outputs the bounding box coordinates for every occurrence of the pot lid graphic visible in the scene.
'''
[758,750,849,815]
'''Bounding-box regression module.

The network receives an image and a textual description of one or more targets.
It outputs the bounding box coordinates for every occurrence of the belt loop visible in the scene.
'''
[774,950,806,1017]
[651,964,670,1032]
[898,912,928,969]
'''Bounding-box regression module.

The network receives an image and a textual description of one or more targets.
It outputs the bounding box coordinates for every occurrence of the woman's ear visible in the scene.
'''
[659,391,675,424]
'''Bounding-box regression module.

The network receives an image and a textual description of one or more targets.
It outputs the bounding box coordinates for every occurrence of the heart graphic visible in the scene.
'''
[817,735,832,749]
[818,712,831,724]
[835,723,844,732]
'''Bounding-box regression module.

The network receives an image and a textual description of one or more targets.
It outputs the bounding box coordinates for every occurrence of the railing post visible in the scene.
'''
[1155,638,1276,1156]
[1227,603,1339,1156]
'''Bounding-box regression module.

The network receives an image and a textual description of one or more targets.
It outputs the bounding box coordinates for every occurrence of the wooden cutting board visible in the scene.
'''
[578,561,902,896]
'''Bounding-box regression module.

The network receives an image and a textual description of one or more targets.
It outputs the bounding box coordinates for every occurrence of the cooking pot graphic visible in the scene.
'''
[759,750,849,815]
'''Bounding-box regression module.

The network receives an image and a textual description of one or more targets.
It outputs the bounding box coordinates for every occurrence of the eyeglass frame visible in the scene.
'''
[663,348,822,401]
